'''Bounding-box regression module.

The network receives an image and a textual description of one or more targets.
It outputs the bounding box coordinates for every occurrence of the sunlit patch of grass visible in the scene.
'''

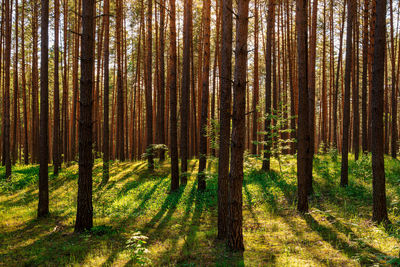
[1,154,400,266]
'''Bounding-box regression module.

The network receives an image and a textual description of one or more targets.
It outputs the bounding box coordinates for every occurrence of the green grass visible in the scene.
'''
[1,153,400,266]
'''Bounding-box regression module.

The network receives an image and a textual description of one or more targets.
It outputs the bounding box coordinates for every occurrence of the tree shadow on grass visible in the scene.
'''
[0,215,124,266]
[144,184,185,231]
[99,178,168,267]
[302,213,388,265]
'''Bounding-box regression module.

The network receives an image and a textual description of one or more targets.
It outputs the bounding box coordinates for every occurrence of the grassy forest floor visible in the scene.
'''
[1,153,400,266]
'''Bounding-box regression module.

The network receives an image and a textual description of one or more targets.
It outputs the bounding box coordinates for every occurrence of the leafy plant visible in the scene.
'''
[141,144,169,168]
[205,118,220,151]
[125,231,151,265]
[255,102,296,173]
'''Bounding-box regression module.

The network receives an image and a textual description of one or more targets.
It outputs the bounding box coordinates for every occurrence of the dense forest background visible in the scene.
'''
[1,0,400,265]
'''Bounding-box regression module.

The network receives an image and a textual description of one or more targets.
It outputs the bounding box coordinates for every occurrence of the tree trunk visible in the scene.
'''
[307,0,318,195]
[71,0,81,161]
[11,0,18,165]
[371,0,389,223]
[53,0,61,175]
[38,0,49,218]
[3,0,11,178]
[296,0,310,213]
[62,0,69,163]
[333,2,346,150]
[31,0,39,163]
[21,0,28,164]
[362,0,369,154]
[197,0,211,192]
[251,0,259,155]
[228,0,249,251]
[168,0,179,192]
[217,0,233,241]
[340,0,355,187]
[262,0,275,172]
[116,0,124,161]
[158,0,166,161]
[390,0,397,159]
[102,0,110,182]
[75,0,94,232]
[180,0,192,181]
[145,0,154,170]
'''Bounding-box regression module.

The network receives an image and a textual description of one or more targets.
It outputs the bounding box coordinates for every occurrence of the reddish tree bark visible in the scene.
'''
[168,0,179,192]
[341,0,356,187]
[262,0,275,172]
[217,0,233,241]
[3,0,11,178]
[145,0,154,170]
[180,0,192,181]
[228,0,249,251]
[103,0,110,182]
[371,0,389,223]
[53,0,61,175]
[198,0,211,192]
[75,0,95,232]
[296,0,310,213]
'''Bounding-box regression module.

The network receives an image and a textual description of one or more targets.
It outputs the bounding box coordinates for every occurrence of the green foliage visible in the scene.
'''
[255,102,296,172]
[125,231,151,265]
[349,154,372,181]
[89,225,116,236]
[141,144,169,168]
[1,156,400,266]
[0,165,38,192]
[141,144,169,160]
[205,118,220,151]
[328,147,339,162]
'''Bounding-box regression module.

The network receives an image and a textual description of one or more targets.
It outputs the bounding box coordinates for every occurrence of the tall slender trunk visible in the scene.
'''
[21,0,28,164]
[53,0,61,174]
[71,0,81,161]
[38,0,49,218]
[3,0,11,178]
[340,0,355,187]
[180,0,192,180]
[211,0,221,157]
[145,0,154,170]
[333,2,346,149]
[102,0,110,182]
[285,0,296,154]
[251,0,259,155]
[262,0,275,172]
[168,0,179,192]
[116,0,124,161]
[62,0,69,163]
[31,0,39,163]
[228,0,249,251]
[362,0,369,153]
[371,0,389,223]
[158,0,166,161]
[1,0,4,166]
[307,0,318,195]
[390,0,397,159]
[11,0,18,164]
[353,5,360,161]
[296,0,310,213]
[198,0,211,192]
[217,0,233,240]
[75,0,94,232]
